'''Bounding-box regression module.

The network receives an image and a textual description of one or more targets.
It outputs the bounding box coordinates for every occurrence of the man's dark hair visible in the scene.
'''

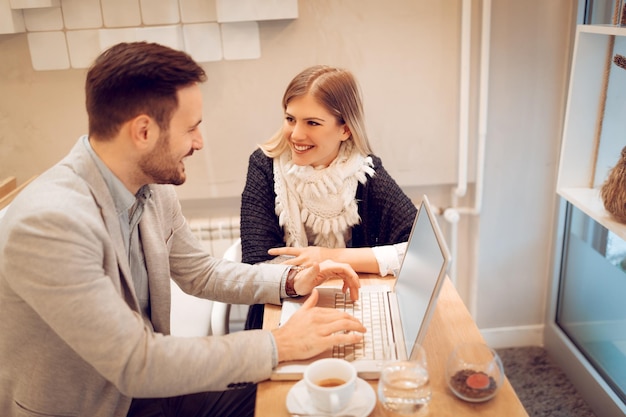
[85,42,207,140]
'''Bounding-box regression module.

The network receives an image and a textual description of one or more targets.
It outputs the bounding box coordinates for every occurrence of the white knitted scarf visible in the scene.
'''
[273,140,375,248]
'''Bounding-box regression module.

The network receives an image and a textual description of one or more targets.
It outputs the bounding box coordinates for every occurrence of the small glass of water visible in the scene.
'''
[378,345,431,415]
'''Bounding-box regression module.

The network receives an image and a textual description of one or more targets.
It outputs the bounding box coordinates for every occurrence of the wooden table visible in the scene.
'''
[256,275,529,417]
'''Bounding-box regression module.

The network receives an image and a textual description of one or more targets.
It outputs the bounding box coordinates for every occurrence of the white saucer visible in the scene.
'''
[286,377,376,417]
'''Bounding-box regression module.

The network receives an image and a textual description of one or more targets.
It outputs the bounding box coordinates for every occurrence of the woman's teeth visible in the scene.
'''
[294,144,313,151]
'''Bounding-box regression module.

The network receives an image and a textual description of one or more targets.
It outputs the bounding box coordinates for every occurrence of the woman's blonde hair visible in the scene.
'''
[260,65,373,158]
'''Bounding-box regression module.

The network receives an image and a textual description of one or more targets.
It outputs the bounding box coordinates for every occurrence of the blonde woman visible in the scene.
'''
[240,65,417,329]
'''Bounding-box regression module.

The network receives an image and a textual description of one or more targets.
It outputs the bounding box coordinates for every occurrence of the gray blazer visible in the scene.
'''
[0,137,288,417]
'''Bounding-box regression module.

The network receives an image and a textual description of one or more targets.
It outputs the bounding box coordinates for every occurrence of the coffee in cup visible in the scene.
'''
[316,377,346,388]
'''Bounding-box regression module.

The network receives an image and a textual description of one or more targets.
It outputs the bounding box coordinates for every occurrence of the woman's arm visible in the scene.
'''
[268,245,381,273]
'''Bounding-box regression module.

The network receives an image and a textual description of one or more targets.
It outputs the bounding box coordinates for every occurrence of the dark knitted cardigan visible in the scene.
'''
[240,148,418,265]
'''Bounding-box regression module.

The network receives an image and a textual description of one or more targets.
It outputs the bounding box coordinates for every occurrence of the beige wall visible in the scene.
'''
[0,1,463,196]
[177,0,465,201]
[0,0,576,347]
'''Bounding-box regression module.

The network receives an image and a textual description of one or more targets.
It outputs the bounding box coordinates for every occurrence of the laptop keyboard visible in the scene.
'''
[332,291,392,360]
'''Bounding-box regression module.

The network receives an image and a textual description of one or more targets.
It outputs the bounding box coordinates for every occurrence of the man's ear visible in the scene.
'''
[129,114,157,148]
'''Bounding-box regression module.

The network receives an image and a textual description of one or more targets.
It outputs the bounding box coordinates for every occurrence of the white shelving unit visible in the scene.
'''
[557,24,626,239]
[548,23,626,417]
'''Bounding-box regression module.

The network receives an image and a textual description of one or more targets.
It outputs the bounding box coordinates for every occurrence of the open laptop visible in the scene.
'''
[270,194,452,380]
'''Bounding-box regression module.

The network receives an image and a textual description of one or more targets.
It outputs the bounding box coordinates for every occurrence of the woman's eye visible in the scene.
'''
[285,116,294,123]
[308,121,320,126]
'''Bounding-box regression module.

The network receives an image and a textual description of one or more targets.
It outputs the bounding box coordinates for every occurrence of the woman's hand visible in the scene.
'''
[269,245,381,275]
[268,246,326,267]
[272,289,366,362]
[292,260,360,301]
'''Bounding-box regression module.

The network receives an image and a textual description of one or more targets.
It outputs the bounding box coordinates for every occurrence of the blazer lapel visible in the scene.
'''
[139,202,171,335]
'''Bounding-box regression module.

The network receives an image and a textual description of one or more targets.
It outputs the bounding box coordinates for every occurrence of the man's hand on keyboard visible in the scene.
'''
[272,289,366,362]
[293,260,361,301]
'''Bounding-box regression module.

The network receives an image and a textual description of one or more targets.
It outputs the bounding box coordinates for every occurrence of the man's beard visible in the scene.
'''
[139,131,186,185]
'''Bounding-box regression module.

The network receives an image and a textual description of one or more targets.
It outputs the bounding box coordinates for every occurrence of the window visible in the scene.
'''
[556,203,626,404]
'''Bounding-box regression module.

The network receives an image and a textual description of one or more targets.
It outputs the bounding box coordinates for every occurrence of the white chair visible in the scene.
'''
[170,281,214,337]
[210,238,241,335]
[170,238,241,337]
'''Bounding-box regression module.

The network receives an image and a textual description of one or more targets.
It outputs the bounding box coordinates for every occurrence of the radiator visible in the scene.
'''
[187,215,241,258]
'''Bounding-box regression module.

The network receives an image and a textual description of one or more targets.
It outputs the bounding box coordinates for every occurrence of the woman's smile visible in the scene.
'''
[292,143,314,152]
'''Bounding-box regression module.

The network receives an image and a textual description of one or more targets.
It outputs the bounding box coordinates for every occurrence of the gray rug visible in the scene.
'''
[497,346,597,417]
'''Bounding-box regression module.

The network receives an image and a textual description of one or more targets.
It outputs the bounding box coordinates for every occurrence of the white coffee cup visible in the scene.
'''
[304,358,357,414]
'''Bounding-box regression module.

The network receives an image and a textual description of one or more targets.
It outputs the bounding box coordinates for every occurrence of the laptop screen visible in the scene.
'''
[394,195,451,360]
